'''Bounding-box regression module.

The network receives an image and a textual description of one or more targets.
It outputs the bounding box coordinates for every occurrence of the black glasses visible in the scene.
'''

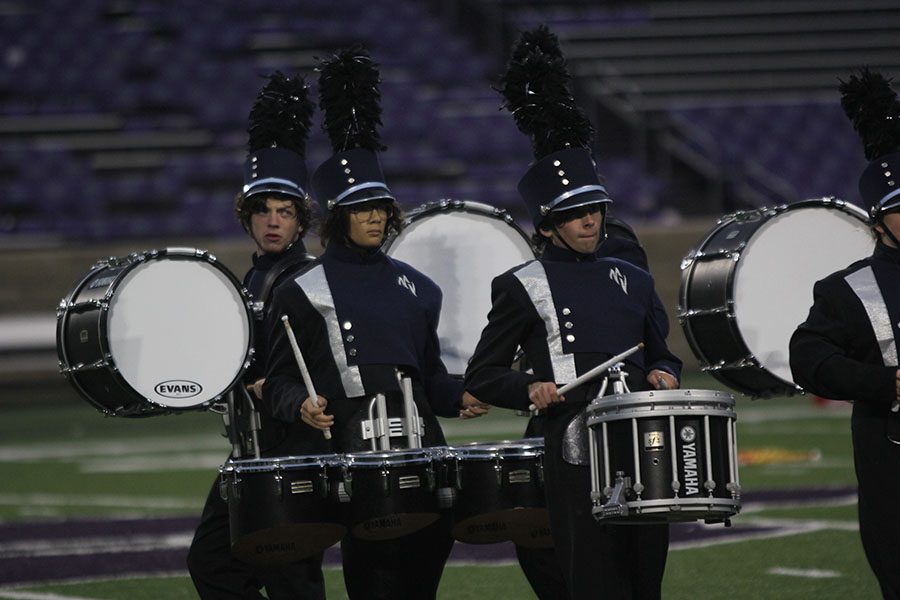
[348,202,394,220]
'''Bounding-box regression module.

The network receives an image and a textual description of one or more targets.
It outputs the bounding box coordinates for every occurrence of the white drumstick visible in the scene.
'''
[281,315,332,440]
[528,342,644,412]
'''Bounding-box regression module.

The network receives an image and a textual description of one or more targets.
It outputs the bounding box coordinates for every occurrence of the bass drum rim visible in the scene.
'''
[56,248,254,416]
[678,197,872,398]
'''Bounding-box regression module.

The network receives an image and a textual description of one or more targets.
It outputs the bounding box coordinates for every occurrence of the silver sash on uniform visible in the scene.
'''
[512,261,577,384]
[845,266,899,367]
[294,265,365,397]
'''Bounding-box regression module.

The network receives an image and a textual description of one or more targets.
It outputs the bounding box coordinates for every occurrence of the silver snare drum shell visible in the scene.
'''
[446,438,551,547]
[586,389,740,524]
[220,454,346,565]
[340,447,445,541]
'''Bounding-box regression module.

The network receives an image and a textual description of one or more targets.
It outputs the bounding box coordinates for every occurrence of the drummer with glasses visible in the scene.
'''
[263,47,487,600]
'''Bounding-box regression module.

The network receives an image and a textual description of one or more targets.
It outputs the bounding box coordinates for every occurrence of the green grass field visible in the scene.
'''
[0,373,880,599]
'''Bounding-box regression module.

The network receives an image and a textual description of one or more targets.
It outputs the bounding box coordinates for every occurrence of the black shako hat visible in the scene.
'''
[840,68,900,218]
[518,147,611,226]
[498,25,611,229]
[242,72,314,202]
[311,148,394,210]
[312,46,395,211]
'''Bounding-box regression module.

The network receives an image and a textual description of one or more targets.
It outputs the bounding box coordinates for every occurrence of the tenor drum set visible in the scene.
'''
[54,197,876,562]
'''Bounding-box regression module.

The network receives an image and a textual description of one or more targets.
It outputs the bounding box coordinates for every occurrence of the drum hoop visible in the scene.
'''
[616,498,741,511]
[381,198,534,255]
[58,248,254,415]
[222,454,340,473]
[450,438,544,459]
[586,390,736,424]
[344,448,440,466]
[679,198,869,396]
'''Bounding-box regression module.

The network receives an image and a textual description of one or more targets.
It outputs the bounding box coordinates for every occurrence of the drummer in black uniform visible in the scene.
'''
[514,216,670,600]
[186,72,327,600]
[262,47,487,600]
[465,26,681,599]
[790,68,900,600]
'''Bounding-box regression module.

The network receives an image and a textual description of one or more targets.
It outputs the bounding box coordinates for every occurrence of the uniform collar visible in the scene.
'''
[873,240,900,264]
[251,239,308,270]
[325,240,387,265]
[542,241,601,263]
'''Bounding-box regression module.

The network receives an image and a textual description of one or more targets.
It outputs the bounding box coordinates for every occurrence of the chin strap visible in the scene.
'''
[874,212,900,250]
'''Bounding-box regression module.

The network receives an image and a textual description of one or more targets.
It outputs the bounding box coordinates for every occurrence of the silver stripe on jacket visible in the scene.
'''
[295,264,366,397]
[845,266,898,367]
[513,261,577,384]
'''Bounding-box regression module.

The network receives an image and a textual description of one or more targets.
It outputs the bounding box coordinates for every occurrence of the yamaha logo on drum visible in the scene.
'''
[680,426,697,443]
[154,380,203,398]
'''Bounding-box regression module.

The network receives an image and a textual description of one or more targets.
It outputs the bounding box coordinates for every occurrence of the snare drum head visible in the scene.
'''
[107,253,251,408]
[733,202,873,386]
[385,202,535,374]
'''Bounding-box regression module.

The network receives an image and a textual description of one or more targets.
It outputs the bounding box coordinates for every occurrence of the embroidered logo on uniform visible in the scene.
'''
[397,274,417,296]
[609,267,628,294]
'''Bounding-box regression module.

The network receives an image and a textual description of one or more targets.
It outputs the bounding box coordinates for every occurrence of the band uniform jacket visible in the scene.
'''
[263,241,463,452]
[240,240,316,457]
[789,240,900,599]
[465,242,682,411]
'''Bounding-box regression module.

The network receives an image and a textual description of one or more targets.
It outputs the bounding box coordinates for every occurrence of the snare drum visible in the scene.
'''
[383,199,535,375]
[586,389,740,524]
[220,455,346,565]
[57,248,253,416]
[679,198,873,397]
[341,448,445,541]
[446,439,551,548]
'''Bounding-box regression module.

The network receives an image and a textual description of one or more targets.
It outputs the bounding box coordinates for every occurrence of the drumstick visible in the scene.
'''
[281,315,332,440]
[528,342,644,412]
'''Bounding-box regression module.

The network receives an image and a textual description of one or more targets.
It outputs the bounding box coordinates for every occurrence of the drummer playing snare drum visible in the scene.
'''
[465,27,681,600]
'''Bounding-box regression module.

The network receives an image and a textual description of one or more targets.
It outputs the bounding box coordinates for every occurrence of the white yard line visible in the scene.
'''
[0,533,192,559]
[0,493,198,510]
[0,592,102,600]
[0,437,227,462]
[768,567,841,578]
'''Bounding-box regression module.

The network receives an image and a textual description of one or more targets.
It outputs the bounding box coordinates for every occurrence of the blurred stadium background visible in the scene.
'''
[1,0,897,597]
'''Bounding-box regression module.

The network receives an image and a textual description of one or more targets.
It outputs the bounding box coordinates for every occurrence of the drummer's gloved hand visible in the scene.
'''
[528,381,564,410]
[647,369,678,391]
[459,391,490,419]
[300,395,333,431]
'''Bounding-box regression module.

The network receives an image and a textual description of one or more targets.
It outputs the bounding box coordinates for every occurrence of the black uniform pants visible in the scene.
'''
[544,409,669,600]
[514,414,569,600]
[187,475,326,600]
[853,411,900,599]
[340,514,454,599]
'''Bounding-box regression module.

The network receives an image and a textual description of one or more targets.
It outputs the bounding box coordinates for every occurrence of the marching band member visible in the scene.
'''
[187,73,327,599]
[790,68,900,599]
[263,46,486,600]
[464,27,681,599]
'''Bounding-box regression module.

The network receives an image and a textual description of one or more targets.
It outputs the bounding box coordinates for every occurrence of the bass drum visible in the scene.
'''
[383,199,536,375]
[57,248,253,416]
[679,198,874,397]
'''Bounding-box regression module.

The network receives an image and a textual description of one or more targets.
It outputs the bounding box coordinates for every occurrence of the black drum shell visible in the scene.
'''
[342,455,441,541]
[56,260,155,416]
[447,451,550,547]
[223,460,346,565]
